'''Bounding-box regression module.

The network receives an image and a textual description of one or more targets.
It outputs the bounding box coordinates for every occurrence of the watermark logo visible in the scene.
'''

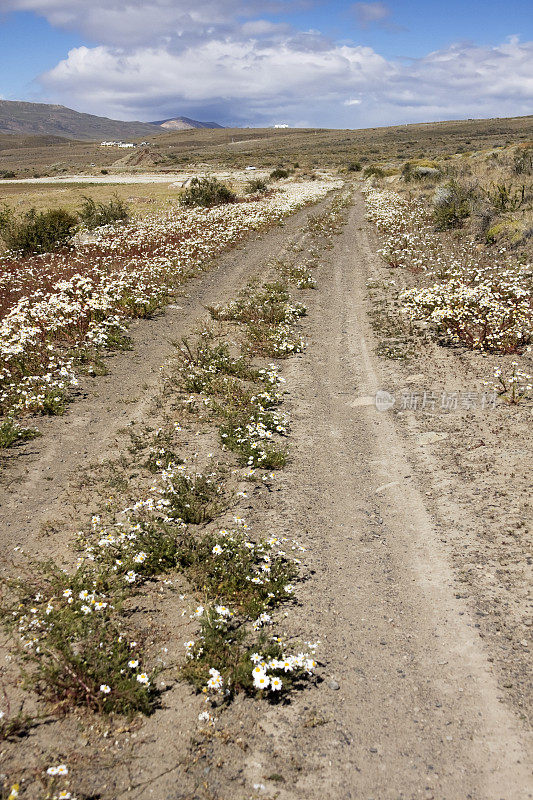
[375,390,396,412]
[375,389,497,412]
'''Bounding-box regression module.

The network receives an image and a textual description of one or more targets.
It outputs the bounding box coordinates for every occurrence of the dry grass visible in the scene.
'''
[0,182,183,219]
[0,115,531,179]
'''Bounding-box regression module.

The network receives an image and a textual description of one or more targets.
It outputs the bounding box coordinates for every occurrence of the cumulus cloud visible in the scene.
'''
[0,0,298,46]
[2,0,532,127]
[37,34,533,128]
[40,39,391,123]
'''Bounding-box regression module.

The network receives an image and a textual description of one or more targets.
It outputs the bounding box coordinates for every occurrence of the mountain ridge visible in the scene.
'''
[0,101,223,140]
[151,116,224,130]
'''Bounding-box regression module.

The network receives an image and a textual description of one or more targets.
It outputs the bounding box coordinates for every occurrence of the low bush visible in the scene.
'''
[402,161,441,182]
[246,178,268,195]
[180,177,236,207]
[363,165,385,179]
[0,419,40,449]
[513,146,533,175]
[270,168,290,180]
[1,565,158,715]
[347,161,362,172]
[432,180,476,230]
[0,206,77,255]
[78,195,130,229]
[486,182,526,212]
[160,468,227,524]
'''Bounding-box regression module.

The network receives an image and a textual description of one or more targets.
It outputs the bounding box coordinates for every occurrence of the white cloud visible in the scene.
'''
[2,0,532,127]
[352,2,392,29]
[37,35,533,128]
[0,0,297,46]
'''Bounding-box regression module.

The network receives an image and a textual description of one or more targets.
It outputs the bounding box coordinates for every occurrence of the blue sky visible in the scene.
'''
[0,1,532,127]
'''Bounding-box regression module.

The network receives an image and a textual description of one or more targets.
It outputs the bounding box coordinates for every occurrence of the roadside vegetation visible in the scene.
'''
[0,196,130,255]
[0,188,352,798]
[179,176,236,207]
[0,179,340,430]
[361,141,532,402]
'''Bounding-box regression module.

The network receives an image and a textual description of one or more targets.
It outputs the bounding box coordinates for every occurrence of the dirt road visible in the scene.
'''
[0,189,530,799]
[191,192,532,799]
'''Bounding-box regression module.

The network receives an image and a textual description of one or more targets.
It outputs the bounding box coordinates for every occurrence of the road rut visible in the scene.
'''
[203,191,532,800]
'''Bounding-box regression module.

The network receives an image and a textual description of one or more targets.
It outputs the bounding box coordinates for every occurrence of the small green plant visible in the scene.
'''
[78,195,130,229]
[432,180,475,230]
[1,565,158,715]
[513,146,533,175]
[40,389,68,416]
[161,468,227,524]
[180,177,236,207]
[182,604,317,700]
[178,528,296,616]
[486,182,525,212]
[270,168,290,180]
[347,161,361,172]
[493,362,532,404]
[209,281,305,327]
[279,262,317,289]
[0,206,77,255]
[246,178,268,195]
[363,165,385,179]
[0,419,40,449]
[176,338,257,393]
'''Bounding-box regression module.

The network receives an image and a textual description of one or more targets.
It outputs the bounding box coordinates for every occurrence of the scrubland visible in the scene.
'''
[0,117,531,799]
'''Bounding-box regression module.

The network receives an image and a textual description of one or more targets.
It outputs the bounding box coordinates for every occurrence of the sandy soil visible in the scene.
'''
[0,188,531,799]
[0,169,270,185]
[182,191,532,800]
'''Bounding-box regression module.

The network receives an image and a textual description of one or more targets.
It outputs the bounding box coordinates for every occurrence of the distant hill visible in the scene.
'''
[151,116,224,130]
[0,100,162,141]
[0,132,69,150]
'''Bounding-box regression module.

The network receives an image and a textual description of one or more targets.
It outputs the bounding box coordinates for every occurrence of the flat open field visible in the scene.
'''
[0,125,531,799]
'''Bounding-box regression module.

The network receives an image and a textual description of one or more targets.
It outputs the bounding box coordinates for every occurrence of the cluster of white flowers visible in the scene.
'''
[0,181,339,415]
[363,186,532,353]
[250,650,317,693]
[253,321,306,357]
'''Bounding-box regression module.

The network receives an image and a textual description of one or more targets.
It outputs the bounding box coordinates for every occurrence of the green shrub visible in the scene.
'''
[0,206,78,255]
[347,161,362,172]
[78,195,130,229]
[1,565,159,715]
[161,470,227,524]
[486,182,525,212]
[513,146,533,175]
[270,168,290,180]
[180,177,236,207]
[363,165,385,178]
[0,419,40,449]
[246,178,268,195]
[432,180,476,230]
